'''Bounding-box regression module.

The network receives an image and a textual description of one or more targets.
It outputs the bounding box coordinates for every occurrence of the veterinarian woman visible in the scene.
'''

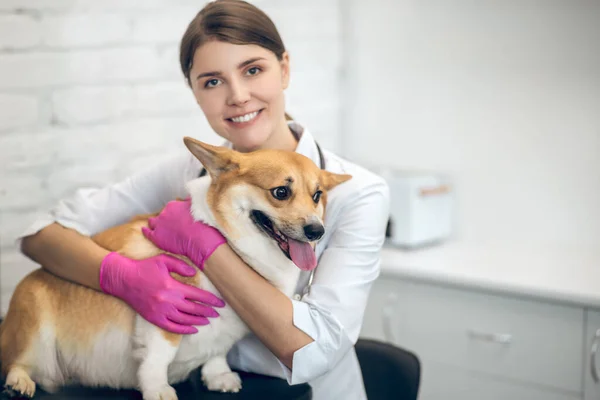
[18,1,389,398]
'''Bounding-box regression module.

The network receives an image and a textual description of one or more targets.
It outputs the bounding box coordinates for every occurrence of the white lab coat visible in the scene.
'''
[19,121,390,400]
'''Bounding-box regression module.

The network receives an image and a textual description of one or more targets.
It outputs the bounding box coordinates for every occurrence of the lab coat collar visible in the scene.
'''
[221,121,323,169]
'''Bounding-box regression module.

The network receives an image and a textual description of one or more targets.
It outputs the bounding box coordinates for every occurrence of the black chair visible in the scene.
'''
[356,338,421,400]
[0,368,311,400]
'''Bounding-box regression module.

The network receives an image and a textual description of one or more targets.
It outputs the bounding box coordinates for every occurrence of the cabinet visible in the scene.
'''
[361,275,592,400]
[585,311,600,400]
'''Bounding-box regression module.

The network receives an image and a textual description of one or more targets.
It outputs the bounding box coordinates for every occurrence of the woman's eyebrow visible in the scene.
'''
[238,57,265,68]
[195,57,266,81]
[196,70,222,81]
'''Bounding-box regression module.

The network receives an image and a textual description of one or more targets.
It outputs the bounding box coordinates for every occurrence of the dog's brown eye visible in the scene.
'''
[271,186,291,200]
[313,190,323,203]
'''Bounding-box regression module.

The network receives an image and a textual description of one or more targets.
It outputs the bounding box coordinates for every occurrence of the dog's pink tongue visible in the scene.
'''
[288,238,317,271]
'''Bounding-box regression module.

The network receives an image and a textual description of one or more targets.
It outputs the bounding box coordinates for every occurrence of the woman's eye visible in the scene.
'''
[271,186,291,200]
[205,79,221,88]
[312,190,323,203]
[246,67,261,76]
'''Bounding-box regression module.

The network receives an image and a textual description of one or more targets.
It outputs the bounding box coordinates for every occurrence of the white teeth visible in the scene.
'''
[273,227,287,242]
[231,111,259,123]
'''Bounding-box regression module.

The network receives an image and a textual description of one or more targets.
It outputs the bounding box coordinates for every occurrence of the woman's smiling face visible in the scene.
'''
[189,40,290,152]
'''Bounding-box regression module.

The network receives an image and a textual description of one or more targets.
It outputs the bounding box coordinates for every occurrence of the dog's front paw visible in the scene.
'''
[142,384,178,400]
[203,371,242,393]
[3,368,36,398]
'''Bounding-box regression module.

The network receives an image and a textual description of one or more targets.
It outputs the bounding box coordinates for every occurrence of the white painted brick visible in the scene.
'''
[0,0,344,289]
[0,209,46,250]
[0,126,106,168]
[132,82,198,115]
[52,86,133,124]
[132,8,197,44]
[0,171,46,210]
[1,249,40,315]
[99,115,213,158]
[0,48,169,89]
[0,0,77,11]
[50,125,119,165]
[0,254,40,298]
[119,151,186,179]
[1,116,214,170]
[0,0,325,12]
[0,249,39,280]
[0,94,39,130]
[0,14,41,50]
[0,250,39,290]
[0,131,57,170]
[156,44,185,80]
[40,14,132,47]
[0,0,207,12]
[45,163,118,201]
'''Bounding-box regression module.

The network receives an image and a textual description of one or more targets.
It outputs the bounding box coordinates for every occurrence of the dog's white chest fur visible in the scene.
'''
[138,177,301,393]
[187,177,302,297]
[0,173,307,400]
[20,177,302,399]
[1,139,350,400]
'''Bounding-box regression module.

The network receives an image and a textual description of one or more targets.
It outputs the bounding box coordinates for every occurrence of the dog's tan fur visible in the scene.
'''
[0,214,200,379]
[0,137,351,398]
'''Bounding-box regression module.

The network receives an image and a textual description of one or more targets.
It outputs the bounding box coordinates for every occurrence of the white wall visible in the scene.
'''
[0,0,344,313]
[344,0,600,248]
[2,0,598,314]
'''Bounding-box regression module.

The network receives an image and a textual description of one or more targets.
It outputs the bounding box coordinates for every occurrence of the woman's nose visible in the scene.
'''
[227,79,251,106]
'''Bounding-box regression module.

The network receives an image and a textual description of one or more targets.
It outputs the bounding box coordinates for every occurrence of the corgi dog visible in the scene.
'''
[0,137,351,400]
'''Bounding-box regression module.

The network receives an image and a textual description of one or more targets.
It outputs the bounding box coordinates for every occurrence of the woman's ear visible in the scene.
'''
[280,51,290,90]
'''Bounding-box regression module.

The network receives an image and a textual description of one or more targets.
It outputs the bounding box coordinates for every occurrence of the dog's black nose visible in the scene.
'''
[303,223,324,241]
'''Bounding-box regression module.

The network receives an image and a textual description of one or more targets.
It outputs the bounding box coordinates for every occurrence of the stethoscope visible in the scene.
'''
[198,140,326,300]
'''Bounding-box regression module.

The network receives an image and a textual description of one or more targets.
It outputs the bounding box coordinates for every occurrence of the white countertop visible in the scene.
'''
[380,240,600,308]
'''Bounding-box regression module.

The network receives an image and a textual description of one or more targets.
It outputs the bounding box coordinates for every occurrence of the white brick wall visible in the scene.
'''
[0,0,344,314]
[0,93,39,130]
[0,14,41,49]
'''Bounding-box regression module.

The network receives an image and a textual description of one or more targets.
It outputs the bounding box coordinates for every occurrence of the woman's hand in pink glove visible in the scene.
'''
[141,199,227,270]
[99,252,225,334]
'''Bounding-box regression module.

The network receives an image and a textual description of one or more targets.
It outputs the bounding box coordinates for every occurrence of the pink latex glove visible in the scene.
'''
[141,199,227,271]
[99,252,225,334]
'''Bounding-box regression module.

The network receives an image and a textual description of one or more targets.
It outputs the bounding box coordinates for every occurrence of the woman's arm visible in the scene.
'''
[202,245,313,368]
[18,153,225,334]
[21,222,108,290]
[203,179,391,380]
[18,153,195,289]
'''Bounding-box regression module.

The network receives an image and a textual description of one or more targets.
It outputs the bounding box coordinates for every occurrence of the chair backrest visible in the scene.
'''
[355,338,421,400]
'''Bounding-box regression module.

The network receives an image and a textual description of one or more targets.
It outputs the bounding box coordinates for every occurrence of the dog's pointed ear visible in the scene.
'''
[321,171,352,191]
[183,136,239,179]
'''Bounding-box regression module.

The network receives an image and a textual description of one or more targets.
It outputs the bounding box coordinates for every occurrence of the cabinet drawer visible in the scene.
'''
[366,276,584,393]
[419,358,581,400]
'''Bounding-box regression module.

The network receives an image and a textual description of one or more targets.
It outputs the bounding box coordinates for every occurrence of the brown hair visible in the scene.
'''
[179,0,286,87]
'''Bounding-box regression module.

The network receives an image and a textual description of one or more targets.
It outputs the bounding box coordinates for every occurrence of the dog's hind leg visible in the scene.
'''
[0,273,46,398]
[134,318,182,400]
[0,270,69,397]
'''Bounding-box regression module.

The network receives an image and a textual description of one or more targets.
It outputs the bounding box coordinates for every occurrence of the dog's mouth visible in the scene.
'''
[250,210,317,271]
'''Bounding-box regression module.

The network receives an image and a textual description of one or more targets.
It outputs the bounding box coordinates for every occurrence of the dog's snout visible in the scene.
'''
[303,223,324,241]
